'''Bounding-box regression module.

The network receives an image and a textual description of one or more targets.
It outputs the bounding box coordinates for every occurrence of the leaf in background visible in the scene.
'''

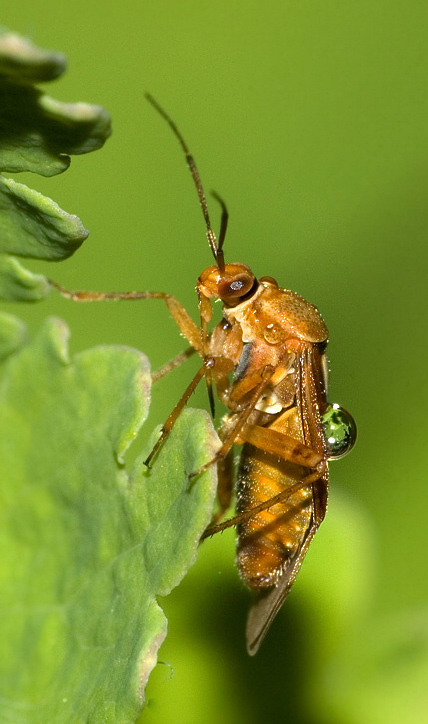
[0,29,111,175]
[0,318,218,724]
[0,309,26,359]
[0,28,66,82]
[0,255,49,302]
[0,29,112,302]
[0,176,88,258]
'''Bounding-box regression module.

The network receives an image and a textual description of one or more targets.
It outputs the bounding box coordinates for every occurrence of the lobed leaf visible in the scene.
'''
[0,28,66,82]
[0,318,218,723]
[0,255,50,302]
[0,310,27,359]
[0,176,88,260]
[0,30,112,176]
[0,29,112,301]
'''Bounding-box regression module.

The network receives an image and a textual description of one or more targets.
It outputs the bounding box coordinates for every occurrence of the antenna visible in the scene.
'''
[145,93,226,272]
[210,191,228,273]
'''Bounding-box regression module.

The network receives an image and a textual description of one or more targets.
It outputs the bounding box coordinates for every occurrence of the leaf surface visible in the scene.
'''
[0,318,218,724]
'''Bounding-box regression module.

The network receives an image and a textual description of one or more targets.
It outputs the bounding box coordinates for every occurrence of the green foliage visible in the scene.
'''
[0,317,218,723]
[2,6,427,723]
[0,28,111,301]
[0,30,219,722]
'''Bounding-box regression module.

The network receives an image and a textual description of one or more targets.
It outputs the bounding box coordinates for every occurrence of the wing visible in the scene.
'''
[245,343,329,655]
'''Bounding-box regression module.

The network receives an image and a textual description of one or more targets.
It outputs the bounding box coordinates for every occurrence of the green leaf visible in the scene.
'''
[0,317,218,724]
[39,93,113,157]
[0,29,112,301]
[0,79,112,176]
[0,175,88,259]
[0,28,66,82]
[0,310,27,359]
[0,30,111,175]
[0,255,50,301]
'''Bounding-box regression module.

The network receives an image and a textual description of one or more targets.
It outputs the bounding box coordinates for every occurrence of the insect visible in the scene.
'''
[51,95,357,655]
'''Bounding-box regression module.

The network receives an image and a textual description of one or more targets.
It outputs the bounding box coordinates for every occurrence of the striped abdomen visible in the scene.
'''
[236,442,314,590]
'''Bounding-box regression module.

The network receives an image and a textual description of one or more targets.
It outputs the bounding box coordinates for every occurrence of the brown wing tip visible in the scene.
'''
[245,585,283,656]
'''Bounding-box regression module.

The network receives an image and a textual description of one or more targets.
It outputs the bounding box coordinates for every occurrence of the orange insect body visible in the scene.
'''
[199,270,335,653]
[231,286,328,585]
[52,96,356,655]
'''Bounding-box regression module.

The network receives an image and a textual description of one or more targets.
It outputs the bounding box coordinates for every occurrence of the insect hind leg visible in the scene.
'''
[207,447,235,527]
[201,467,325,540]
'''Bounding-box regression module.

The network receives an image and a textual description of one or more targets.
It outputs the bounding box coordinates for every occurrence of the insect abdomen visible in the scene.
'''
[236,442,313,590]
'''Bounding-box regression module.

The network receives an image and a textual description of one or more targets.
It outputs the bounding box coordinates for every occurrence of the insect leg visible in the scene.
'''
[189,366,276,478]
[209,448,235,526]
[201,468,324,539]
[146,354,235,466]
[144,359,213,467]
[238,424,323,468]
[151,347,196,383]
[50,280,203,353]
[201,422,327,536]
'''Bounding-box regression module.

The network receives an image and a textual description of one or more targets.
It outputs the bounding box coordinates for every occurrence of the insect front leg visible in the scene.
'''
[50,280,204,354]
[51,280,221,464]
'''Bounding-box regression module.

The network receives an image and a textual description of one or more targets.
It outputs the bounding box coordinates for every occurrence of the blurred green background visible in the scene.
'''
[2,2,428,723]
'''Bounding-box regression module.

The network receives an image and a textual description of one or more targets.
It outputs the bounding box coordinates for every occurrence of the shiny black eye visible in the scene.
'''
[322,403,357,459]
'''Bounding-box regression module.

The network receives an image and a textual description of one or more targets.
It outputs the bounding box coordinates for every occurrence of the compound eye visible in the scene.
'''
[219,273,255,301]
[322,403,357,459]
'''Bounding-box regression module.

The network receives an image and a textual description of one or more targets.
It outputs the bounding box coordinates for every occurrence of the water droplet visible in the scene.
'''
[263,322,282,344]
[322,402,357,459]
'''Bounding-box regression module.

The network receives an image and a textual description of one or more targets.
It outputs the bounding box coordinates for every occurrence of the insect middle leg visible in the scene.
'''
[151,347,196,383]
[239,424,323,469]
[144,359,212,467]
